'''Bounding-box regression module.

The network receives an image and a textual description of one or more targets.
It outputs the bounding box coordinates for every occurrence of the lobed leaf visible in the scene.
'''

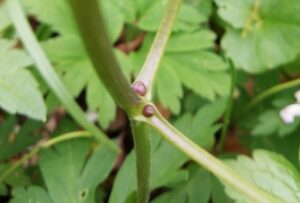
[215,0,300,73]
[0,40,46,120]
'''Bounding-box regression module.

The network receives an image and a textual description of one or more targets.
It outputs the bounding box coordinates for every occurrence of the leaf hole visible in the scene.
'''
[80,189,88,199]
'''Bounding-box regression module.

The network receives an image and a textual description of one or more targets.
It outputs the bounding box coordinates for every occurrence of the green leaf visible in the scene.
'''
[215,0,300,73]
[0,3,11,32]
[0,163,31,195]
[211,176,234,203]
[186,167,211,203]
[252,110,300,137]
[24,0,125,127]
[0,183,7,196]
[185,0,213,20]
[0,116,42,160]
[10,186,54,203]
[131,31,229,113]
[0,39,46,120]
[151,165,212,203]
[39,139,117,203]
[137,2,206,32]
[225,150,300,203]
[151,188,185,203]
[25,0,123,42]
[247,132,300,168]
[42,36,127,128]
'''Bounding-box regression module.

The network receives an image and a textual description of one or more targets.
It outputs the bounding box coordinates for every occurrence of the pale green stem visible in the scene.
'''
[7,0,119,152]
[134,108,281,203]
[0,131,92,184]
[134,0,183,99]
[130,121,151,203]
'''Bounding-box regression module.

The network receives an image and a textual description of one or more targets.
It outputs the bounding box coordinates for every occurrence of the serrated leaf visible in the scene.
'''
[211,176,234,203]
[39,139,117,203]
[249,133,300,167]
[215,0,300,73]
[26,0,127,127]
[0,40,46,120]
[25,0,124,42]
[152,166,212,203]
[42,36,128,128]
[185,0,213,20]
[225,150,300,203]
[165,30,215,52]
[137,2,206,32]
[86,75,116,128]
[131,31,229,113]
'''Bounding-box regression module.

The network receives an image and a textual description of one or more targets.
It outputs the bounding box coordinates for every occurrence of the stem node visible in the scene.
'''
[143,105,155,117]
[132,81,147,96]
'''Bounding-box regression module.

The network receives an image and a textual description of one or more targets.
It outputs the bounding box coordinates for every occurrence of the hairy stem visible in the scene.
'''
[245,77,300,111]
[134,0,183,98]
[0,131,92,184]
[135,108,281,203]
[217,59,236,152]
[131,121,151,203]
[69,0,140,113]
[8,0,119,152]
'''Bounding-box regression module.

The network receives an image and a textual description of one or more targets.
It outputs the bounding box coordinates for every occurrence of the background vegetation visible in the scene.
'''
[0,0,300,202]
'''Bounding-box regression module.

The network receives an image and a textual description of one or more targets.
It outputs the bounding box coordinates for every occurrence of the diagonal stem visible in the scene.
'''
[69,0,140,114]
[7,0,119,152]
[134,107,281,203]
[134,0,183,98]
[0,131,92,184]
[245,77,300,112]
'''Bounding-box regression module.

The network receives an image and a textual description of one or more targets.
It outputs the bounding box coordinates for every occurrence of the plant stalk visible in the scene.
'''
[131,121,151,203]
[134,0,183,98]
[69,0,140,113]
[135,109,281,203]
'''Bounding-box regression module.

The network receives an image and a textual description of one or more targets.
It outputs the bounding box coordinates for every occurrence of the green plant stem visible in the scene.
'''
[216,59,236,152]
[0,131,92,184]
[7,0,119,152]
[42,131,92,148]
[69,0,140,113]
[134,0,183,98]
[135,109,281,203]
[69,1,153,202]
[245,77,300,112]
[130,121,151,203]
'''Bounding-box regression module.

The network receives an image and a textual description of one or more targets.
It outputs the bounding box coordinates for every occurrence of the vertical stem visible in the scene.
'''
[217,59,236,152]
[130,121,151,203]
